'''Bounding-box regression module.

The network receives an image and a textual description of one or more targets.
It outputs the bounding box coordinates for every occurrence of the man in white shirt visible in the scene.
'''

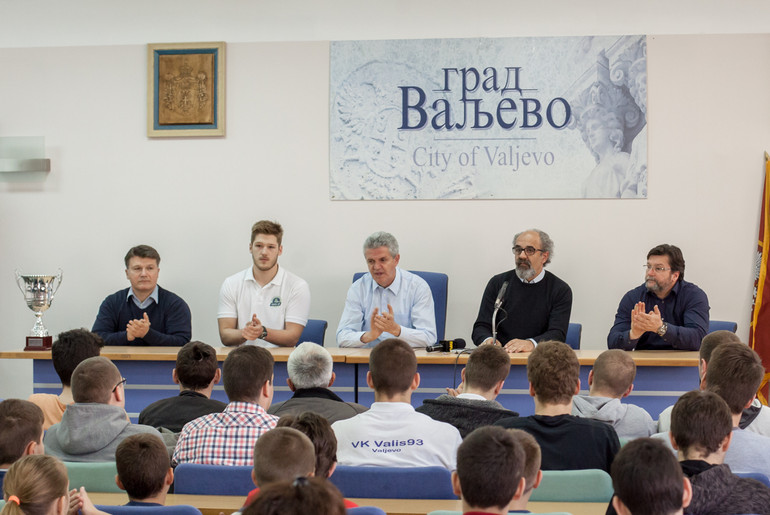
[336,231,436,348]
[332,338,462,469]
[218,220,311,348]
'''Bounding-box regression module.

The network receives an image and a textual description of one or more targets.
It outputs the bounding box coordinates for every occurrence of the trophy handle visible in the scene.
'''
[14,269,25,295]
[50,268,63,301]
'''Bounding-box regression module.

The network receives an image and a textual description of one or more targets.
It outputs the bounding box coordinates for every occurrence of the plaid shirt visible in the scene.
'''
[172,401,278,466]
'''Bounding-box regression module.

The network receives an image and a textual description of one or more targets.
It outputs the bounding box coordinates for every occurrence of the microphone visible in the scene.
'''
[494,281,508,310]
[426,338,467,352]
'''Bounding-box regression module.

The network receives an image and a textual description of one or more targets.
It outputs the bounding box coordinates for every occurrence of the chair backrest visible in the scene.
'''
[708,320,738,333]
[735,471,770,487]
[173,463,253,495]
[565,323,582,349]
[353,270,448,341]
[298,319,328,346]
[529,469,614,502]
[427,512,572,515]
[347,507,387,515]
[96,505,201,515]
[64,461,122,493]
[330,465,455,499]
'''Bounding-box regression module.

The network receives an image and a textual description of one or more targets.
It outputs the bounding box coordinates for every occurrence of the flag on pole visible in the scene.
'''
[750,152,770,404]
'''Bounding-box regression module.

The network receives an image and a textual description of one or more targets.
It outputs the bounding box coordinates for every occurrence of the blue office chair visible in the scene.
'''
[330,465,455,499]
[298,318,328,346]
[529,469,614,502]
[353,271,448,341]
[173,463,253,495]
[708,320,738,333]
[347,508,387,515]
[96,506,201,515]
[565,323,582,350]
[735,471,770,487]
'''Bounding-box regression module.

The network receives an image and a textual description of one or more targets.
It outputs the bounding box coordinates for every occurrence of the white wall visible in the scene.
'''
[1,1,769,399]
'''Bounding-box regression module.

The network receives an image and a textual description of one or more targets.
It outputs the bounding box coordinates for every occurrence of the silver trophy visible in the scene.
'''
[15,269,63,350]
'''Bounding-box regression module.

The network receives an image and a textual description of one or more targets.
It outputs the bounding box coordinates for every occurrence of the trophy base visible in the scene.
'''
[25,336,52,351]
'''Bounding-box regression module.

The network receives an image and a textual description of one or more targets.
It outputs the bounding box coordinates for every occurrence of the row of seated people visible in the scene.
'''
[90,221,710,355]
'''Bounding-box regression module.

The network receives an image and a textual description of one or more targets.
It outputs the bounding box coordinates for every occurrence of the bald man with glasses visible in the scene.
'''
[608,244,710,351]
[472,229,572,353]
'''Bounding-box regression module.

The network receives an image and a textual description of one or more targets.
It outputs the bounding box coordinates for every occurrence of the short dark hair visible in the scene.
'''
[116,433,170,501]
[252,427,315,487]
[612,438,684,515]
[71,356,122,404]
[464,344,511,391]
[175,341,219,390]
[243,476,346,515]
[671,390,732,457]
[223,346,274,403]
[699,331,742,363]
[124,245,161,268]
[369,338,416,397]
[705,343,764,414]
[592,349,636,397]
[51,329,104,386]
[457,426,525,510]
[527,340,579,404]
[251,220,284,245]
[277,412,337,478]
[647,244,685,281]
[0,400,44,465]
[507,429,541,494]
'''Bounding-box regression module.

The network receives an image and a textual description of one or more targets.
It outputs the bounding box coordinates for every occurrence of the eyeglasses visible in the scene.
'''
[512,246,544,256]
[112,377,127,392]
[643,265,671,273]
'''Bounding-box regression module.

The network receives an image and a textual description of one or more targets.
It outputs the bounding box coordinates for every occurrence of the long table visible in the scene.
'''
[0,347,699,420]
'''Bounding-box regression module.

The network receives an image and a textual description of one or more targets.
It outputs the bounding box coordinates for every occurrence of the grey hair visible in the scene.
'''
[513,229,554,265]
[286,342,333,389]
[363,231,399,258]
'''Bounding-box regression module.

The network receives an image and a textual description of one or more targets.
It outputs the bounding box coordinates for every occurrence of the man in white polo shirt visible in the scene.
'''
[217,220,311,348]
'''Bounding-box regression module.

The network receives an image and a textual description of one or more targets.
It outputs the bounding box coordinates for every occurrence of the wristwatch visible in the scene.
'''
[260,327,268,340]
[657,322,668,337]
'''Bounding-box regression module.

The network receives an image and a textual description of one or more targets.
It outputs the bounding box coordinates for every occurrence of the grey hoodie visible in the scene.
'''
[571,395,656,439]
[44,403,160,462]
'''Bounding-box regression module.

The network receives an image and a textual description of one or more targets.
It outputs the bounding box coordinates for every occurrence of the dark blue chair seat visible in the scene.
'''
[298,318,328,346]
[173,463,253,495]
[330,465,455,499]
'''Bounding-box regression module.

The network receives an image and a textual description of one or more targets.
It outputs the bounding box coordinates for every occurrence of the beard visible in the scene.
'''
[645,277,668,294]
[515,260,536,281]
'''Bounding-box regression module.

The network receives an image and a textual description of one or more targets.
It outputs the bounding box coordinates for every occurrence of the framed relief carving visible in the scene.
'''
[147,42,225,137]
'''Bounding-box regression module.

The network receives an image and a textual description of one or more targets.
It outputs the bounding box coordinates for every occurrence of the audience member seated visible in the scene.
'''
[669,390,770,515]
[173,346,278,466]
[242,427,316,508]
[275,412,358,508]
[571,349,656,438]
[508,429,543,504]
[495,340,620,472]
[44,357,160,462]
[268,343,367,423]
[332,338,462,469]
[114,433,174,507]
[139,341,226,432]
[610,438,692,515]
[28,329,104,429]
[657,331,770,436]
[417,344,517,437]
[2,454,106,515]
[243,476,347,515]
[0,400,45,491]
[702,343,770,475]
[92,244,192,346]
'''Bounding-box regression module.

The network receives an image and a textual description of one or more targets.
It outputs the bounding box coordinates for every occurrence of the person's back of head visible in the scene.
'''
[526,340,579,405]
[670,390,732,461]
[175,341,220,391]
[591,349,635,398]
[0,400,44,468]
[51,329,104,387]
[1,454,69,515]
[242,476,346,515]
[277,412,337,478]
[704,343,763,415]
[454,426,526,513]
[464,344,511,394]
[507,429,542,500]
[71,356,123,405]
[699,331,742,363]
[286,342,333,390]
[611,438,691,515]
[115,433,172,502]
[368,338,417,398]
[252,427,315,488]
[223,346,274,404]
